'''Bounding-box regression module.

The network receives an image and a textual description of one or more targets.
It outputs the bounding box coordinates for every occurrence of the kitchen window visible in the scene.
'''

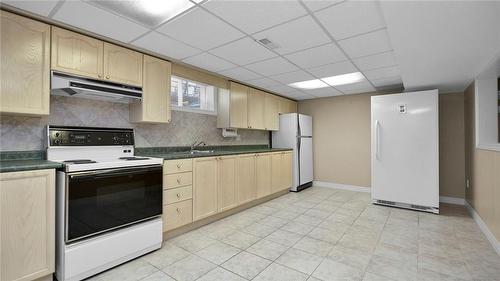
[171,76,216,115]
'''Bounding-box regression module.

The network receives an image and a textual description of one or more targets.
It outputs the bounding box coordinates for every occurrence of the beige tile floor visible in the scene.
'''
[87,187,500,281]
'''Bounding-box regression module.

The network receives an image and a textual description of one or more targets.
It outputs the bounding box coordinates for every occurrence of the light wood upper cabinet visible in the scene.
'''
[256,153,272,198]
[1,11,50,116]
[264,94,280,131]
[248,88,266,130]
[279,98,297,114]
[229,82,248,129]
[51,27,104,79]
[193,157,218,221]
[130,55,171,123]
[236,154,257,204]
[0,169,55,281]
[103,43,143,87]
[217,156,238,212]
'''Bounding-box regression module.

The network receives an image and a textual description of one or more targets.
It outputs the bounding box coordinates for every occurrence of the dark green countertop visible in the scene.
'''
[0,151,64,173]
[136,145,293,160]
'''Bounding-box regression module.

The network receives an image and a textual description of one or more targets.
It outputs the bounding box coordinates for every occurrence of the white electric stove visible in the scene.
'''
[47,126,163,281]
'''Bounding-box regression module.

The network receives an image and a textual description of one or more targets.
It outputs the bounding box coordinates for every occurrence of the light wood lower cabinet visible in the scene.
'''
[1,11,50,116]
[271,151,293,193]
[236,154,257,204]
[130,55,171,123]
[217,155,238,212]
[0,169,55,281]
[163,199,193,232]
[193,157,218,221]
[256,153,272,198]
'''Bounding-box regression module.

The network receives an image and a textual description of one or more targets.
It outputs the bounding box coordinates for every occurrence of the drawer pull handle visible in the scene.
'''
[176,179,181,184]
[176,208,181,213]
[176,163,182,169]
[176,193,180,198]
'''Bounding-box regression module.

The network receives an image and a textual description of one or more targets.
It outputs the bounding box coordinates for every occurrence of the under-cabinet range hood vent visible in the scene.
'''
[51,72,142,103]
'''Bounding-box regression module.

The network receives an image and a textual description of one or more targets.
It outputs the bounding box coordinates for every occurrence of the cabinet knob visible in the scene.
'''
[98,74,102,78]
[106,75,110,79]
[176,178,181,184]
[177,163,182,169]
[176,193,180,198]
[176,208,181,213]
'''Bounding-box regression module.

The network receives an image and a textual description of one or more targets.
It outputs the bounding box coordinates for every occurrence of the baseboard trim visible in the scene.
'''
[465,201,500,256]
[439,196,465,205]
[313,181,370,193]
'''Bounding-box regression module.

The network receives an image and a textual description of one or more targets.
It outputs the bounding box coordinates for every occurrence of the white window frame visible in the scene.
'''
[170,76,218,116]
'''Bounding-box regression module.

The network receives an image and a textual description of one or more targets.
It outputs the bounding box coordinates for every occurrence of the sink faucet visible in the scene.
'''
[190,141,206,151]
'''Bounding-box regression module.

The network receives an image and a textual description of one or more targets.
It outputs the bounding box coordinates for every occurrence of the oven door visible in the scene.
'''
[66,165,162,243]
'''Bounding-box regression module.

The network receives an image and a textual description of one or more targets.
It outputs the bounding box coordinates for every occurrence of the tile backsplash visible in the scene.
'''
[0,96,269,151]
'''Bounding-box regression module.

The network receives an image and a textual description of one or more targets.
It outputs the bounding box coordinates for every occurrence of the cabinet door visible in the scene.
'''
[193,157,218,221]
[279,98,297,114]
[51,27,104,79]
[217,156,238,212]
[247,89,265,130]
[229,82,248,129]
[130,55,171,123]
[288,100,298,113]
[1,11,50,116]
[103,43,143,87]
[256,153,272,198]
[271,153,282,193]
[0,169,55,281]
[236,154,256,204]
[264,94,279,131]
[281,152,293,190]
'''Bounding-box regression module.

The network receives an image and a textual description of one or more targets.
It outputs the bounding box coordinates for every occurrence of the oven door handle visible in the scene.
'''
[69,165,162,180]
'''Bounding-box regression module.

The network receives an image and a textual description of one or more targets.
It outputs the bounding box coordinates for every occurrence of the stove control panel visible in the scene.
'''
[48,126,134,146]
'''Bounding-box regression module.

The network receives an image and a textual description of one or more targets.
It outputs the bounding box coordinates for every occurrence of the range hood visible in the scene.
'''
[51,72,142,103]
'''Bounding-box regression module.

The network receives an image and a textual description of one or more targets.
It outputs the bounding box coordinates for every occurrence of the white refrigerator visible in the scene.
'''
[272,113,313,192]
[371,89,439,214]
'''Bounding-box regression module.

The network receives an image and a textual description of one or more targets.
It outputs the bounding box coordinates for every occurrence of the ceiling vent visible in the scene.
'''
[257,38,280,50]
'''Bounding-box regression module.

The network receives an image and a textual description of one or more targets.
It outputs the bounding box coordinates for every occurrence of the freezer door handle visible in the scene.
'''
[375,120,380,160]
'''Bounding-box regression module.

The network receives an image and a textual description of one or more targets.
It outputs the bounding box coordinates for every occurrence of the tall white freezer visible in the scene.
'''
[272,113,313,192]
[371,90,439,213]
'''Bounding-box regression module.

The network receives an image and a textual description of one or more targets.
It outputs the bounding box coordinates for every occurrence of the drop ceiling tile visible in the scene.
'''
[244,57,299,77]
[265,84,300,95]
[156,8,244,50]
[219,67,261,81]
[203,0,307,34]
[284,43,347,69]
[335,80,375,94]
[253,16,331,55]
[370,76,403,88]
[285,91,315,100]
[209,37,276,65]
[302,0,345,12]
[353,51,397,71]
[132,32,201,60]
[246,77,282,89]
[183,53,236,72]
[53,0,149,43]
[315,0,385,40]
[338,29,392,58]
[302,87,342,97]
[363,65,400,80]
[307,60,358,78]
[269,70,316,85]
[3,0,58,16]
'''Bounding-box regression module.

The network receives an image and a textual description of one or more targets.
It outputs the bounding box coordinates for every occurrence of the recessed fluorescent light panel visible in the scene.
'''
[321,72,365,86]
[289,79,329,90]
[90,0,194,27]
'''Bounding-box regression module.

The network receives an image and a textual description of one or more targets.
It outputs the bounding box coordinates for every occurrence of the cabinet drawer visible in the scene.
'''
[164,159,193,174]
[163,200,193,231]
[164,186,193,205]
[164,172,192,189]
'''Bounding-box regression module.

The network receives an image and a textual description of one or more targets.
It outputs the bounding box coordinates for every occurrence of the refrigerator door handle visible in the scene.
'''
[375,120,380,160]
